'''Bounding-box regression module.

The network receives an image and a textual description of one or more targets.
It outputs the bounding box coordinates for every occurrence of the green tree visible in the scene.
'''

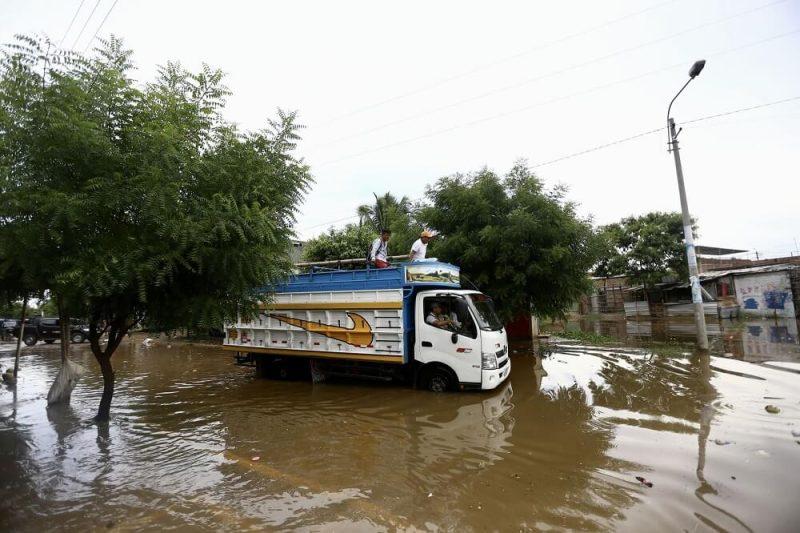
[595,212,693,287]
[304,192,421,264]
[420,162,602,320]
[0,35,311,419]
[357,192,420,255]
[302,223,376,263]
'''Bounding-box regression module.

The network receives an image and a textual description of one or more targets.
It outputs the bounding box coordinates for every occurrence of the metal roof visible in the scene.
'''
[699,263,800,281]
[695,245,748,256]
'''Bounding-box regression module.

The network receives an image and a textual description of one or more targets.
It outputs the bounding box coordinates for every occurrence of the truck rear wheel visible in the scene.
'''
[423,366,456,392]
[71,332,85,344]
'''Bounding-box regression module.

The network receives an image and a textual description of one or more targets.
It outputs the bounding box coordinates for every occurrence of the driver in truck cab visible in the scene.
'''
[425,302,462,331]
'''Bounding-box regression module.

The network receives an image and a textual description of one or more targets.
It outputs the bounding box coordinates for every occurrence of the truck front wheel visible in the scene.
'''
[23,334,37,346]
[422,366,456,392]
[71,332,85,344]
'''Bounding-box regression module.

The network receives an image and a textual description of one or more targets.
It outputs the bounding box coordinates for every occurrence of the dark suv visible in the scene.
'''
[12,317,90,346]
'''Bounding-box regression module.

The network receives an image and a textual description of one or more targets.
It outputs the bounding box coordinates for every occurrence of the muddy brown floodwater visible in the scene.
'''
[1,335,800,531]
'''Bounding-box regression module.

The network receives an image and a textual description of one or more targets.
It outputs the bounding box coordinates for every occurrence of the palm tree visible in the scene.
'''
[356,193,411,231]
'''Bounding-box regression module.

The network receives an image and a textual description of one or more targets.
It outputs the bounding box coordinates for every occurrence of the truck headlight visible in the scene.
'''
[481,352,498,370]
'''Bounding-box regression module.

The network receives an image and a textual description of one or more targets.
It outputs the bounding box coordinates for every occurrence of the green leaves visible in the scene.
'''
[596,212,693,287]
[303,224,375,264]
[0,34,311,333]
[421,161,602,320]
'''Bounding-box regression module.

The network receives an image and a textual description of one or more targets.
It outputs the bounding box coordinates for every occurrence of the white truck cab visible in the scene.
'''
[414,289,510,391]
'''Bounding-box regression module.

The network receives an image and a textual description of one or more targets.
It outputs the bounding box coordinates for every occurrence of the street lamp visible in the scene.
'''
[667,59,708,350]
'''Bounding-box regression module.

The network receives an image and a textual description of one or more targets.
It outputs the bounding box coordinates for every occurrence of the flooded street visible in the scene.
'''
[2,335,800,531]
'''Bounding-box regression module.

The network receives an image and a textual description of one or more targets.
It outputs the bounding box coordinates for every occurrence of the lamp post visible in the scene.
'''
[667,59,708,350]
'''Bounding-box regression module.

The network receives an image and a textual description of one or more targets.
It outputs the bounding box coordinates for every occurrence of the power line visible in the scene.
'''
[59,0,87,48]
[302,94,800,233]
[83,0,120,53]
[318,0,682,126]
[300,214,361,232]
[530,127,664,169]
[313,15,797,152]
[529,95,800,169]
[70,0,102,50]
[315,26,800,168]
[682,96,800,126]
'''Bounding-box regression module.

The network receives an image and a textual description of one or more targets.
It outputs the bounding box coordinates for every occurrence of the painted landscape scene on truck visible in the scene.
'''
[405,262,461,285]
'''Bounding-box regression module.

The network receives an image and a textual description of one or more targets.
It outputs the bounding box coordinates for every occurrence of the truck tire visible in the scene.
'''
[423,366,456,392]
[23,334,37,346]
[44,339,55,344]
[71,332,85,344]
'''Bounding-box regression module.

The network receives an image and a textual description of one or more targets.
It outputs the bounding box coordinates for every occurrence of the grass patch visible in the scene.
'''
[554,330,619,345]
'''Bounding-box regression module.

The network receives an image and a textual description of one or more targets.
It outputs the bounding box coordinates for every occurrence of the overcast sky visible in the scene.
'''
[3,0,799,258]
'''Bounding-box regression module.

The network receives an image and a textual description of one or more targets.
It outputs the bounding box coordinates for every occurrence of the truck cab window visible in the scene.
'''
[424,296,477,339]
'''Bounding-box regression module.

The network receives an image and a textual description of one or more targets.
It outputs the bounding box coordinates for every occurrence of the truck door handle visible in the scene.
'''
[421,341,432,347]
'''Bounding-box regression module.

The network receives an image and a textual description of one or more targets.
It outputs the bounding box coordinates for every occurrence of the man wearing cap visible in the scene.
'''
[409,230,433,261]
[370,228,392,268]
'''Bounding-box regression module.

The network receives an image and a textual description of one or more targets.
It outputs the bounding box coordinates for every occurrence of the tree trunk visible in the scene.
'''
[88,314,136,421]
[13,296,28,379]
[95,352,115,422]
[47,293,83,406]
[57,294,70,363]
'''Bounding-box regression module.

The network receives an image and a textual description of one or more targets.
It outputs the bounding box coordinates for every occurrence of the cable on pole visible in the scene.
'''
[70,0,102,49]
[312,1,791,151]
[59,0,87,48]
[303,93,800,234]
[83,0,120,53]
[530,95,800,169]
[317,0,683,126]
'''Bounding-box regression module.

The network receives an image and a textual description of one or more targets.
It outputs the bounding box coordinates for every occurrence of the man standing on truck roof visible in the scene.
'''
[409,230,434,261]
[369,228,391,268]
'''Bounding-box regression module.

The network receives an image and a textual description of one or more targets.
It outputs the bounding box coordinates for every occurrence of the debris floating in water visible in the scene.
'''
[713,439,732,446]
[765,405,781,414]
[251,456,260,461]
[635,476,653,488]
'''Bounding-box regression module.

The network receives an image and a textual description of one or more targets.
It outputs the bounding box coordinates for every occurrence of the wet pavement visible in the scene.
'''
[1,335,799,531]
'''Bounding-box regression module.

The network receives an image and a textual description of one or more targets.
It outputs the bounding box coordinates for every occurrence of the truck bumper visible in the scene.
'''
[481,359,511,390]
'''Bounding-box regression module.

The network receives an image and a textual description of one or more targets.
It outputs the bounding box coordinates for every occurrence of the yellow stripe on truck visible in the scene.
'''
[262,301,402,310]
[222,345,404,363]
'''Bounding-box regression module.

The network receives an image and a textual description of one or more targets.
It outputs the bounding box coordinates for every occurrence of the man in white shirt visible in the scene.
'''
[425,301,462,331]
[409,230,433,261]
[369,228,391,268]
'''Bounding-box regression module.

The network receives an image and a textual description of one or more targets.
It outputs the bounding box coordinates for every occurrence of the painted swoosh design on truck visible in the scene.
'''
[268,312,374,346]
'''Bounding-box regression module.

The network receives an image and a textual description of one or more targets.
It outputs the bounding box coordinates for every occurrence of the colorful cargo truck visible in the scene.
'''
[223,261,510,391]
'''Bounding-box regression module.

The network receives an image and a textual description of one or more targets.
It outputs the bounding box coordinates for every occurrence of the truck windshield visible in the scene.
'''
[468,294,503,331]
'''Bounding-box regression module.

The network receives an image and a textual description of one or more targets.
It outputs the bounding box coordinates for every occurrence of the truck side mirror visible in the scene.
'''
[451,332,458,344]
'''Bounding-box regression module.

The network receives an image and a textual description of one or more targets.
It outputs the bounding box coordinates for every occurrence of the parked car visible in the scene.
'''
[11,317,90,346]
[1,318,19,340]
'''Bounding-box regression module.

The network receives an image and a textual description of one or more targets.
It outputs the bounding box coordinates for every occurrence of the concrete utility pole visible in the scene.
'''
[667,60,709,350]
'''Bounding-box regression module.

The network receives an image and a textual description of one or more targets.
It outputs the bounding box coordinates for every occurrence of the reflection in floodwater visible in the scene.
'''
[574,315,800,361]
[1,337,800,530]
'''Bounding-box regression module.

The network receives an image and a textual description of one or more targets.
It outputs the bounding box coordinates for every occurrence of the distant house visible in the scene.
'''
[700,264,800,318]
[289,240,305,264]
[625,264,800,320]
[582,275,629,314]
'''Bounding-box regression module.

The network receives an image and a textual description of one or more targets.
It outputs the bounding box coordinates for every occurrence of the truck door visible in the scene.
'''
[416,294,482,386]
